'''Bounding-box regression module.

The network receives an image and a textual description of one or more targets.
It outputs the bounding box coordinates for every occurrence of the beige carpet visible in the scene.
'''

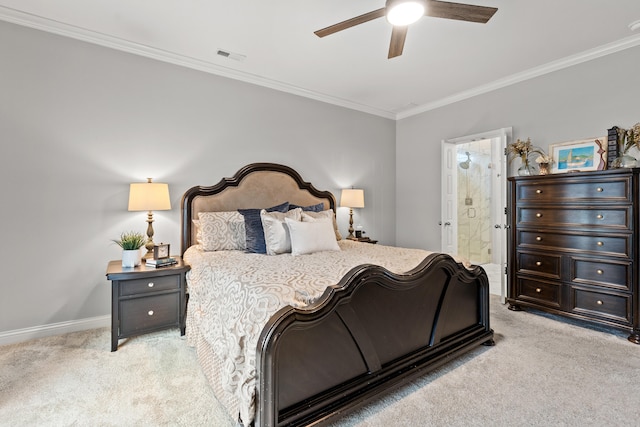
[1,297,638,426]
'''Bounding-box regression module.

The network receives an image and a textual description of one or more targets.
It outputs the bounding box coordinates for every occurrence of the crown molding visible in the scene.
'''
[0,6,396,120]
[2,6,639,122]
[396,33,640,120]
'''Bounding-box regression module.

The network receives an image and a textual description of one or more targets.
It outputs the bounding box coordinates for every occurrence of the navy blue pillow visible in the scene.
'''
[289,202,324,212]
[238,202,290,254]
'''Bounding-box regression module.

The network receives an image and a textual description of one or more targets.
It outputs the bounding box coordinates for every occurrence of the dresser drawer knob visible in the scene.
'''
[596,269,604,275]
[535,261,542,266]
[596,300,603,305]
[535,288,542,293]
[597,241,604,246]
[535,236,542,241]
[535,213,543,218]
[596,214,603,220]
[148,310,154,316]
[596,187,603,192]
[148,282,154,288]
[535,189,543,194]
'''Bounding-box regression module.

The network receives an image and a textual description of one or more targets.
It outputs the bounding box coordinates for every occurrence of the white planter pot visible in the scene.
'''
[122,249,141,268]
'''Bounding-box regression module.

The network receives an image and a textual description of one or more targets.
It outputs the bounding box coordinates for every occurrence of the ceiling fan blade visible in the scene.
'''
[388,26,408,59]
[315,8,386,38]
[426,0,497,24]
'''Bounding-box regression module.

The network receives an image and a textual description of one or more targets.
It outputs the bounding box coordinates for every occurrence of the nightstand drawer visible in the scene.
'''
[119,275,180,296]
[570,288,631,324]
[119,293,180,336]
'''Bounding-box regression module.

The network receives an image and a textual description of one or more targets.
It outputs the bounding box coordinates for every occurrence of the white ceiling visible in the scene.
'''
[2,0,640,119]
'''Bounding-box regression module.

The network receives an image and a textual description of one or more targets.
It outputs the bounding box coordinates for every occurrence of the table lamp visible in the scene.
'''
[340,188,365,239]
[128,178,171,258]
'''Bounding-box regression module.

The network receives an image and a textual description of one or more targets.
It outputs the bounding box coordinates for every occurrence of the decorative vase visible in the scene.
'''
[518,155,534,176]
[122,249,141,268]
[538,163,550,175]
[615,153,637,168]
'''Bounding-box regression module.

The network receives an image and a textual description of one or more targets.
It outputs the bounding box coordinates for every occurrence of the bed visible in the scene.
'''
[180,162,494,427]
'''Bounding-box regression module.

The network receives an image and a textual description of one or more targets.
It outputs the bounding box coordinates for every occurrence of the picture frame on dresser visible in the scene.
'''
[549,136,607,174]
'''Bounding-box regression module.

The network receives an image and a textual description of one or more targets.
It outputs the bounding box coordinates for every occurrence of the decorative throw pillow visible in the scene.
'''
[301,209,343,241]
[285,217,341,256]
[289,202,325,212]
[196,211,246,251]
[260,208,302,255]
[238,201,290,254]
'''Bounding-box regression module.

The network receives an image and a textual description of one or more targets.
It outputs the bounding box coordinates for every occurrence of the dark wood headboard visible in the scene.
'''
[180,163,336,255]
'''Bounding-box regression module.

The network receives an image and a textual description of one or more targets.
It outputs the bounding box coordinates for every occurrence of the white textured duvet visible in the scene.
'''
[183,240,442,426]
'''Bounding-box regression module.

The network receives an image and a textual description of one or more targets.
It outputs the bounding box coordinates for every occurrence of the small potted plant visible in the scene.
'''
[112,231,147,267]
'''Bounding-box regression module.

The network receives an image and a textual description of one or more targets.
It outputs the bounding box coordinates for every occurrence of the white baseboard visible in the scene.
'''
[0,315,111,346]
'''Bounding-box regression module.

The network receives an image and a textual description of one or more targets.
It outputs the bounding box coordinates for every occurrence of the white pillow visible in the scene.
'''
[285,217,341,256]
[196,211,246,251]
[301,209,343,241]
[260,208,302,255]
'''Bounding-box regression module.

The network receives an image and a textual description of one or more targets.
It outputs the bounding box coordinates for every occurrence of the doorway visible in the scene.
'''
[441,128,511,301]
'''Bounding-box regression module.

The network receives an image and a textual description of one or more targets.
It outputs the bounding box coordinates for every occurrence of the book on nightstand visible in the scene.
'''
[146,257,177,268]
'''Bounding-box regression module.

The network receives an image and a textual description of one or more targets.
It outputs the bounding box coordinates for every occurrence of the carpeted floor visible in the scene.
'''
[1,296,638,426]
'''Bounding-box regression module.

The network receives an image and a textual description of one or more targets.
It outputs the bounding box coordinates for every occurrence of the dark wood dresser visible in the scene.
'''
[507,168,640,343]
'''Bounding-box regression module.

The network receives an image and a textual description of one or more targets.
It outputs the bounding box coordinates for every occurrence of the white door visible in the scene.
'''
[440,128,511,302]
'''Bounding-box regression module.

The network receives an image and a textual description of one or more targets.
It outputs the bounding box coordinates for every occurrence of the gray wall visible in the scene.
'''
[0,21,396,334]
[396,46,640,251]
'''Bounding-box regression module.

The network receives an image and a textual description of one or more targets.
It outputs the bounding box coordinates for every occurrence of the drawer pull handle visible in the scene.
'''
[148,282,154,288]
[535,236,542,241]
[148,310,154,316]
[596,214,603,220]
[535,189,543,194]
[535,288,542,293]
[536,213,542,218]
[596,300,603,305]
[596,269,604,275]
[597,241,604,246]
[535,261,542,266]
[596,187,603,192]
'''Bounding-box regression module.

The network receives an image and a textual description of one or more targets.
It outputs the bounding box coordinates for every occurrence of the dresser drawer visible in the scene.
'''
[516,278,561,308]
[517,251,561,279]
[517,207,631,230]
[119,274,180,296]
[518,231,630,257]
[571,258,631,291]
[516,178,631,203]
[569,288,631,324]
[119,293,180,336]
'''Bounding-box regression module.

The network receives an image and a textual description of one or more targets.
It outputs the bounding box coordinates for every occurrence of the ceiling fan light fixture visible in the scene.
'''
[386,0,426,26]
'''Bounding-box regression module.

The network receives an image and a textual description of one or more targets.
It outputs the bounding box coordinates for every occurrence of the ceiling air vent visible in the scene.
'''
[216,49,246,62]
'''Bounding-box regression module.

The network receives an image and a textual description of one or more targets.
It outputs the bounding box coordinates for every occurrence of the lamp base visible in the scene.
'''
[144,211,155,258]
[347,208,355,239]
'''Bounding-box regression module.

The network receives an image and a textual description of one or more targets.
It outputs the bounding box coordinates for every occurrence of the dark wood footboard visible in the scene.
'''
[256,253,494,427]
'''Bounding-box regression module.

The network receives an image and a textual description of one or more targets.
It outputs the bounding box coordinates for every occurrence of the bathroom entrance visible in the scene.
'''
[441,128,511,299]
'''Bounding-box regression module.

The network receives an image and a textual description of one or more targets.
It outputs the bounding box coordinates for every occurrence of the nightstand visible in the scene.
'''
[106,257,190,351]
[347,237,378,244]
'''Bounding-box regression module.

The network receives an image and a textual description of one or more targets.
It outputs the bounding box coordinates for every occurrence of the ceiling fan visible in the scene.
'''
[314,0,498,59]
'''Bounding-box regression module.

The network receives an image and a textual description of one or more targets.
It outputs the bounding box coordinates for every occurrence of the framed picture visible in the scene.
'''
[550,137,607,174]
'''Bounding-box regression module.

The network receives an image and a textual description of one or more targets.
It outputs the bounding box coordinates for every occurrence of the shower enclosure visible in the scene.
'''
[456,140,494,264]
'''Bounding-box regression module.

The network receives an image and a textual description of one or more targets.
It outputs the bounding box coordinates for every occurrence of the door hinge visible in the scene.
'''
[504,207,507,215]
[504,147,507,156]
[504,266,508,275]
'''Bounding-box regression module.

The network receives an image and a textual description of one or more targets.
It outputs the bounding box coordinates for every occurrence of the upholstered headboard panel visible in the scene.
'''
[181,163,336,254]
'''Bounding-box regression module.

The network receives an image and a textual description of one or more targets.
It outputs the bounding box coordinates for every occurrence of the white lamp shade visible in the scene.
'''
[386,0,426,26]
[340,188,365,208]
[128,181,171,211]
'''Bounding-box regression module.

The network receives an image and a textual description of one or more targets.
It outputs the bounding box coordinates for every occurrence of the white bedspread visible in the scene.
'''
[184,240,450,426]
